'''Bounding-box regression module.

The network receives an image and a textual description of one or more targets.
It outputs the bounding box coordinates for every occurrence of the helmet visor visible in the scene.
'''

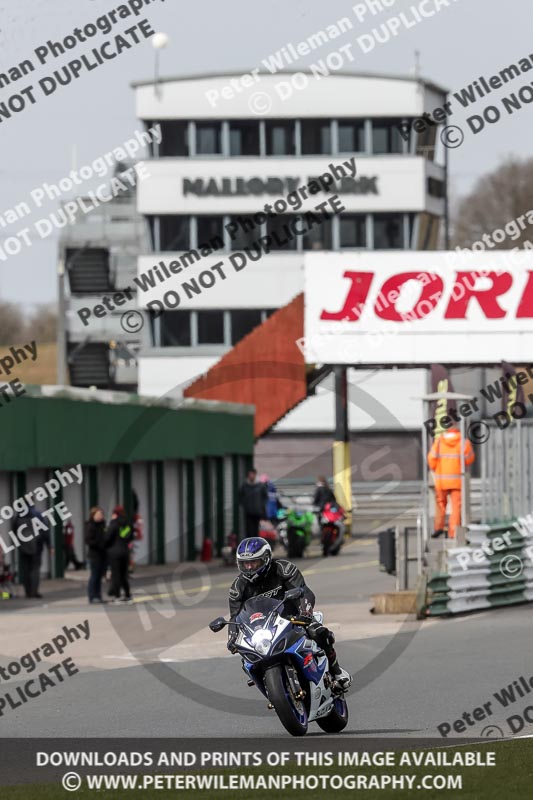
[238,556,267,578]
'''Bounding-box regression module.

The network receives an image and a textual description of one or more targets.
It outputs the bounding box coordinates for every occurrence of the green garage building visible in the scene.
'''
[0,386,254,578]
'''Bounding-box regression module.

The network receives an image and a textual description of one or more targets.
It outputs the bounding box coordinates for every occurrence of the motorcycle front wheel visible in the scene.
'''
[264,665,308,736]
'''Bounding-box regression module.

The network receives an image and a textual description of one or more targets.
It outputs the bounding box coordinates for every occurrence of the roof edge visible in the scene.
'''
[130,70,449,95]
[22,384,255,415]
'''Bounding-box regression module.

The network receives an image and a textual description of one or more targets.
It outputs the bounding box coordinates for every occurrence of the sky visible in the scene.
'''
[0,0,531,307]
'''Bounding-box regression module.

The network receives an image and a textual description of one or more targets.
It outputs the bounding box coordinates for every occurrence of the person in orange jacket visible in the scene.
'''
[427,428,475,539]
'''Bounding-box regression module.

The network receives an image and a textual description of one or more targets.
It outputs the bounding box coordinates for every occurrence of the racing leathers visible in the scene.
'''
[227,558,346,682]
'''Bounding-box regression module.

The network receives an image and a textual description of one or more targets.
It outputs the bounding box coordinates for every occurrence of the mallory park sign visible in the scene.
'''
[182,175,378,197]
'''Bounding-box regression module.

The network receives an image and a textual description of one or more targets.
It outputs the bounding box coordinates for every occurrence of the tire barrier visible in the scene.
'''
[425,519,533,616]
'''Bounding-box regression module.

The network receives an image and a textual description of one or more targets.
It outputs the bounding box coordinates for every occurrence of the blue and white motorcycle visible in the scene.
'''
[209,587,349,736]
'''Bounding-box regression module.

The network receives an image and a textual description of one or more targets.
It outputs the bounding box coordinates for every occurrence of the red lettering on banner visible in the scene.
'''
[444,271,512,318]
[320,271,373,321]
[516,271,533,318]
[375,272,443,321]
[317,270,533,323]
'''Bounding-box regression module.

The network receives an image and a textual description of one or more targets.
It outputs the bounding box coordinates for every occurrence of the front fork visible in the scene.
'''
[284,663,305,700]
[245,659,307,706]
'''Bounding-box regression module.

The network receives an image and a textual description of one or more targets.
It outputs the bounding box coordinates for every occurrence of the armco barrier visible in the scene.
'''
[425,519,533,616]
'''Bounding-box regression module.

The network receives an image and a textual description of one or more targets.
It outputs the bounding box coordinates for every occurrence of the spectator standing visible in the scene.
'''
[239,469,268,539]
[313,476,337,511]
[259,473,280,524]
[17,517,40,599]
[17,506,51,599]
[105,505,134,602]
[85,507,107,604]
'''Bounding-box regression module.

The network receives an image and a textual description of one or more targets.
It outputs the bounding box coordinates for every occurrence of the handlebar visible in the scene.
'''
[290,616,312,627]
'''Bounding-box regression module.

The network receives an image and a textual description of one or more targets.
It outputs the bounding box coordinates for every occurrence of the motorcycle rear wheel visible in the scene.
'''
[264,665,308,737]
[287,529,304,559]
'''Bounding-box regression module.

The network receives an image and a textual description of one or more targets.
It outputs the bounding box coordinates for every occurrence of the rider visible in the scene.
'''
[227,537,352,689]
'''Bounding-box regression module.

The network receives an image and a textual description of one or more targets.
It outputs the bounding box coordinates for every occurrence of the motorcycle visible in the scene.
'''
[276,507,314,558]
[209,587,349,737]
[320,502,345,557]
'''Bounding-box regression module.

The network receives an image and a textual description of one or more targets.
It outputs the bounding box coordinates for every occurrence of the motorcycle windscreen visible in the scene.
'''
[235,596,284,629]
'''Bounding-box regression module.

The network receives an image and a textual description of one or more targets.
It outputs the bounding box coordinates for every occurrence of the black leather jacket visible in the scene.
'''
[228,559,315,630]
[313,484,337,511]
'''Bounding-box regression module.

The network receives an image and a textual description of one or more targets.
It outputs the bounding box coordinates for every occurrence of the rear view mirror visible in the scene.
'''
[284,587,304,601]
[209,616,227,632]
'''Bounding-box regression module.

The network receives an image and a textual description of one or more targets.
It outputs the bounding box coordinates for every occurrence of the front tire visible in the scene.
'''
[322,528,332,557]
[316,696,349,732]
[264,665,308,736]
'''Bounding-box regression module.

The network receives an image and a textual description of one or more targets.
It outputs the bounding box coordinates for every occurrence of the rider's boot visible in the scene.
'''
[328,651,352,692]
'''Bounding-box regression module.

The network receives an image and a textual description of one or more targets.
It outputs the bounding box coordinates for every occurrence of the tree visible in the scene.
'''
[28,305,57,343]
[0,302,26,345]
[452,157,533,249]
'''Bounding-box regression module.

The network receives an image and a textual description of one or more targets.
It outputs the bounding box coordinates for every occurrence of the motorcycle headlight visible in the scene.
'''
[251,629,273,656]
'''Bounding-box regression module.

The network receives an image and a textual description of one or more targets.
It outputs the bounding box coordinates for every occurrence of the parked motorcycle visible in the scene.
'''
[320,502,345,557]
[209,587,349,737]
[276,507,313,558]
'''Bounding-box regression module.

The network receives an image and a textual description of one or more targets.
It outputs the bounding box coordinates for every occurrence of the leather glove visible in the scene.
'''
[227,633,238,653]
[306,621,325,639]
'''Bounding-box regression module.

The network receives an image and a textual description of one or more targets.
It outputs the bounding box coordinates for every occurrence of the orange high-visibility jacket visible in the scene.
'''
[427,429,475,490]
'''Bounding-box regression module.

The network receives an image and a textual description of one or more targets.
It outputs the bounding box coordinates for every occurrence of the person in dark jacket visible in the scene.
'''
[227,537,351,689]
[17,506,51,599]
[17,514,40,599]
[239,468,268,539]
[313,476,337,511]
[85,507,107,604]
[259,473,280,524]
[105,505,134,602]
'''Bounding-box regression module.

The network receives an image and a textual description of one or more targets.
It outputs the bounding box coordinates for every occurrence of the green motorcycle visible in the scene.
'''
[277,507,314,558]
